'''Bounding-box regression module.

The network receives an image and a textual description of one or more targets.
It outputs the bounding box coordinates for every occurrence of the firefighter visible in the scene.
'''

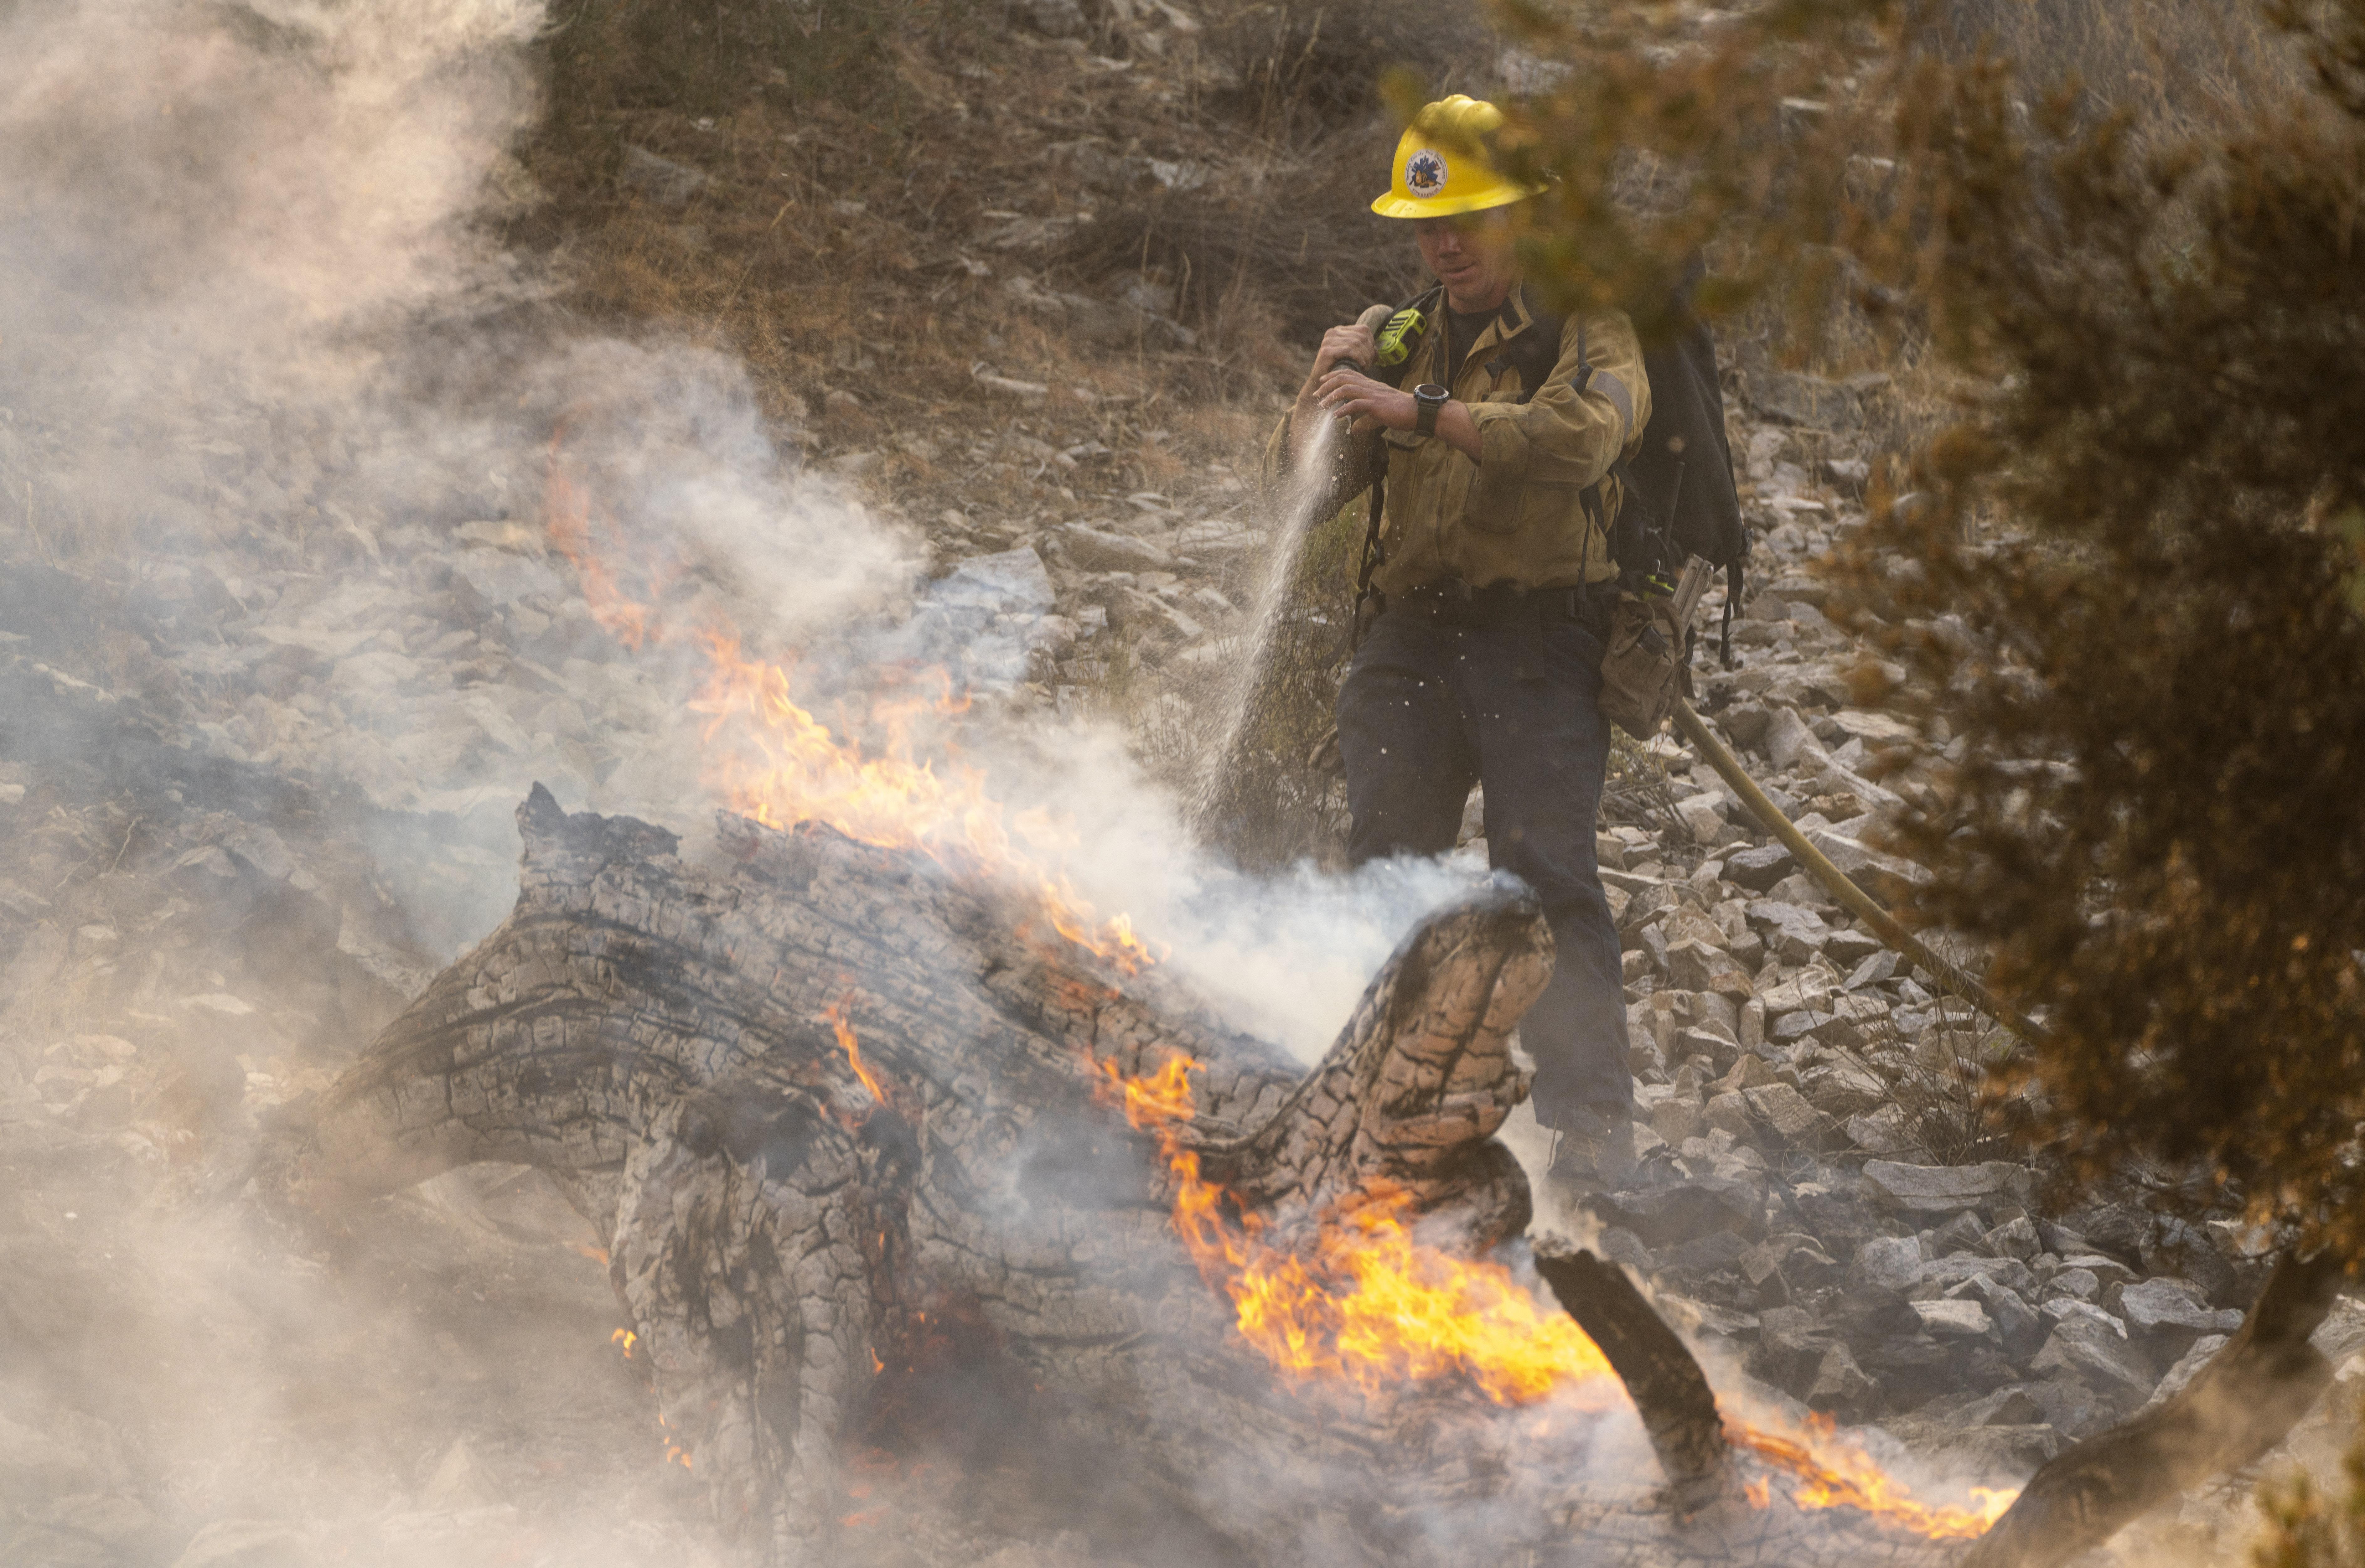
[1276,96,1649,1198]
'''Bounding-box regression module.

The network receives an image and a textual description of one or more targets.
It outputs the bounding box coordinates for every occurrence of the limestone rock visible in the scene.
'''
[1061,525,1175,574]
[1804,1342,1879,1414]
[2030,1315,2159,1401]
[1744,1082,1833,1149]
[1745,899,1832,962]
[1910,1297,1995,1338]
[1667,939,1755,1000]
[1724,842,1795,893]
[1860,1159,2032,1217]
[1847,1235,1924,1299]
[1583,1175,1764,1249]
[2117,1278,2244,1345]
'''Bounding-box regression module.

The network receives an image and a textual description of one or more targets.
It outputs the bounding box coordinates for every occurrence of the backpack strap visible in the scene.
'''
[1350,466,1387,650]
[1348,285,1440,648]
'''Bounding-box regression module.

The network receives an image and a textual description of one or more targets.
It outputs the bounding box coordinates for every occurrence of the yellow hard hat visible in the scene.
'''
[1370,95,1548,219]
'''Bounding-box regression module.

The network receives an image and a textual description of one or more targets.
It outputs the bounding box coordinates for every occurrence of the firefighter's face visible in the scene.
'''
[1412,210,1517,312]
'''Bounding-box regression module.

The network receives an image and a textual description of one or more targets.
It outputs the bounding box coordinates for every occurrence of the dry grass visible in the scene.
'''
[1921,0,2316,149]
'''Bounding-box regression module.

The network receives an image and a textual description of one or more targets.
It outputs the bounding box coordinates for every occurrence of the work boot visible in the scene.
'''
[1541,1102,1636,1208]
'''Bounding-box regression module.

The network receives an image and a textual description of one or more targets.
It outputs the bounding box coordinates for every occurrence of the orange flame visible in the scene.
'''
[1102,1054,2018,1535]
[1102,1055,1620,1408]
[542,448,1157,976]
[1732,1416,2018,1539]
[543,443,2014,1542]
[825,994,889,1104]
[610,1328,637,1359]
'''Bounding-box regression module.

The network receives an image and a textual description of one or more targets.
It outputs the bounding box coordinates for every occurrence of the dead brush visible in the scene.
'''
[1602,730,1684,841]
[1059,0,1494,357]
[1865,1004,2031,1167]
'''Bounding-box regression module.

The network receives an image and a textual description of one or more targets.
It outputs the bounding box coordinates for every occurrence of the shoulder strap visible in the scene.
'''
[1350,467,1388,649]
[1485,283,1565,405]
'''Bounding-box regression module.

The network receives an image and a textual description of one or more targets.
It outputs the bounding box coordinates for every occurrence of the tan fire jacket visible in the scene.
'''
[1267,287,1650,598]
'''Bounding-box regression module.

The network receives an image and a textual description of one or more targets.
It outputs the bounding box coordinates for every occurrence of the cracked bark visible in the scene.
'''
[293,786,1953,1568]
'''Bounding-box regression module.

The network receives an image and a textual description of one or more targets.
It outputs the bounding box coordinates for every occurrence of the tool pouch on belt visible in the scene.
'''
[1598,556,1714,739]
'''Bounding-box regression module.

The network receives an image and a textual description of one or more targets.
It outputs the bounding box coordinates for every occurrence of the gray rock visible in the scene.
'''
[1843,949,1899,990]
[2118,1278,2244,1341]
[2057,1253,2137,1289]
[2031,1314,2159,1400]
[620,145,707,207]
[2042,1299,2129,1340]
[1663,1229,1754,1277]
[1857,1330,1958,1405]
[1667,939,1755,999]
[2311,1296,2365,1365]
[1718,702,1774,750]
[1929,1424,2062,1478]
[2026,1375,2117,1439]
[1583,1175,1765,1249]
[1822,927,1886,966]
[1061,525,1175,574]
[1763,872,1840,913]
[1800,1058,1886,1120]
[1844,1105,1920,1156]
[2047,1267,2101,1302]
[1930,1210,1989,1256]
[1983,1215,2041,1260]
[1913,1253,2036,1296]
[2136,1333,2230,1415]
[1948,1274,2046,1357]
[1724,842,1796,893]
[1746,899,1833,962]
[1806,831,1934,904]
[1910,1297,1994,1338]
[1848,1234,1924,1298]
[1764,706,1826,769]
[1860,1159,2031,1216]
[2141,1214,2243,1307]
[1674,791,1729,844]
[1753,370,1860,428]
[1955,1385,2047,1427]
[1805,1342,1879,1414]
[449,546,565,608]
[928,546,1058,616]
[1743,1082,1832,1148]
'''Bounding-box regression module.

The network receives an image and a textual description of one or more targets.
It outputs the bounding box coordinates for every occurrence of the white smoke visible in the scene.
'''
[0,0,1564,1560]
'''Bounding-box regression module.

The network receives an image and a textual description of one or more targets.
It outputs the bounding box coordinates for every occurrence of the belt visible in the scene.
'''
[1373,577,1615,682]
[1378,577,1611,629]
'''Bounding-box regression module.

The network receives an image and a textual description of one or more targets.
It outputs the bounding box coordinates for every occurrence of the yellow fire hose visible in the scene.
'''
[1670,698,2042,1042]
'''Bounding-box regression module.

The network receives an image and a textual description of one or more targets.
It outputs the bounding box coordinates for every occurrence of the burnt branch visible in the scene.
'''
[1957,1250,2352,1568]
[1535,1245,1735,1513]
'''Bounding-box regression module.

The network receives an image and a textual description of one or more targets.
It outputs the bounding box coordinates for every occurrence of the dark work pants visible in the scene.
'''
[1335,609,1631,1126]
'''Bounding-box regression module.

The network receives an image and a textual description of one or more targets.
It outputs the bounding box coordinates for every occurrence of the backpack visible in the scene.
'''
[1354,261,1750,666]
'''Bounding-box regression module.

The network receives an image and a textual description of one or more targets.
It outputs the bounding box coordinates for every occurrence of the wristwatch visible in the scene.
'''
[1412,383,1449,438]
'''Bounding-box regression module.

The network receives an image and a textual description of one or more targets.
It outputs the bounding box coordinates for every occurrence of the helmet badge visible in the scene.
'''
[1404,149,1447,199]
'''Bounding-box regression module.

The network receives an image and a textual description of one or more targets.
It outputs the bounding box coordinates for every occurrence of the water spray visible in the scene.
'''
[1187,304,1397,837]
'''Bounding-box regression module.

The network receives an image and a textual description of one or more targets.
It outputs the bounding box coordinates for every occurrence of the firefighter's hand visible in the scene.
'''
[1301,322,1379,394]
[1313,366,1415,435]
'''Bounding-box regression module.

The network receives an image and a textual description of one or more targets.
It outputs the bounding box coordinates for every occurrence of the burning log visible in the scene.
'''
[293,785,1975,1567]
[1534,1245,1734,1514]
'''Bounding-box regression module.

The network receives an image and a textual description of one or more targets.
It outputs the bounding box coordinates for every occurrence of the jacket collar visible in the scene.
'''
[1439,276,1536,369]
